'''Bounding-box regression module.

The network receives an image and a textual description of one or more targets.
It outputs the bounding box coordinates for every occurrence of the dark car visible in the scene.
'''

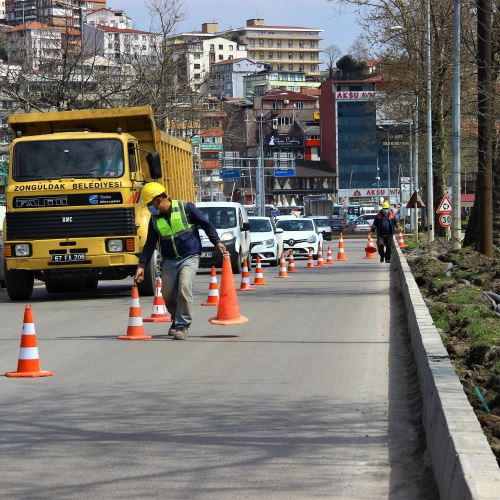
[330,216,347,233]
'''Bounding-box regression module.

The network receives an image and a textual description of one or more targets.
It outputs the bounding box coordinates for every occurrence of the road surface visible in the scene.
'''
[0,239,437,498]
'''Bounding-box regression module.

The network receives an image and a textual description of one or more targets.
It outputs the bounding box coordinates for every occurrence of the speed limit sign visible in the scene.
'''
[439,212,452,227]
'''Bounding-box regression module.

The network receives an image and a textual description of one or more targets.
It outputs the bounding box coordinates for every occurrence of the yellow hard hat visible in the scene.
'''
[382,201,390,209]
[141,182,166,205]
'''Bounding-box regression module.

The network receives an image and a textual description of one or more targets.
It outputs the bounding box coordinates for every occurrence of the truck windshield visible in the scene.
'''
[13,139,125,181]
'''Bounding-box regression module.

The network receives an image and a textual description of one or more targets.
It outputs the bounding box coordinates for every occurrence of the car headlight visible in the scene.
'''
[264,238,274,247]
[307,235,317,243]
[220,231,235,241]
[107,239,123,252]
[14,243,31,257]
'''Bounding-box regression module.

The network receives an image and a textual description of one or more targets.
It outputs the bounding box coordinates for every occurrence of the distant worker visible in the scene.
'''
[371,200,399,263]
[135,182,227,340]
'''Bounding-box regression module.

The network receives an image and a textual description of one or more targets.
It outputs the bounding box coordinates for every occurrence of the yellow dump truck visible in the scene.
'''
[3,106,194,300]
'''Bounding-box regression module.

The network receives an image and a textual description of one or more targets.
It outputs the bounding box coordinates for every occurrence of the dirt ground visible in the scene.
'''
[403,241,500,464]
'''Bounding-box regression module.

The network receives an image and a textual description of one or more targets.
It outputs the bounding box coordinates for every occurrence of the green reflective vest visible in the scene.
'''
[151,200,195,240]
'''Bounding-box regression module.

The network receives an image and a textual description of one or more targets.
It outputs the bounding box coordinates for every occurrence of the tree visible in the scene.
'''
[323,43,342,78]
[336,54,367,79]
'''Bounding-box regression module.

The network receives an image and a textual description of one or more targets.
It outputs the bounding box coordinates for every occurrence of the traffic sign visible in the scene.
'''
[439,212,452,227]
[220,169,240,180]
[436,194,452,213]
[274,169,296,177]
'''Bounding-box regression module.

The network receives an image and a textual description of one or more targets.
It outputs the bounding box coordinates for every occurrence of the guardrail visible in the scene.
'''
[393,246,500,499]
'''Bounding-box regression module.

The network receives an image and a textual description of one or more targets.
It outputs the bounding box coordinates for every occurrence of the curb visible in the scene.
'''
[393,246,500,499]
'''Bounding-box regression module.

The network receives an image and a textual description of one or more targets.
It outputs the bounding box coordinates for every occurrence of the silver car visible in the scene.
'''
[0,231,5,288]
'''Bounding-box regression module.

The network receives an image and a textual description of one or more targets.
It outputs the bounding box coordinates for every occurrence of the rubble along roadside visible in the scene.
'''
[402,238,500,465]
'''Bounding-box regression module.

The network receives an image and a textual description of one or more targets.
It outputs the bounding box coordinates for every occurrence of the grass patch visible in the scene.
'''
[447,286,484,305]
[465,318,499,346]
[430,276,455,294]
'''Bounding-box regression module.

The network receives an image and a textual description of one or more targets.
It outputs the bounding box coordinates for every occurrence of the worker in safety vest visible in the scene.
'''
[371,200,399,263]
[135,182,227,340]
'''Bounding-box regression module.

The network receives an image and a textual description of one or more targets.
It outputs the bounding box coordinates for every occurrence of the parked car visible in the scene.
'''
[248,216,284,266]
[276,218,323,258]
[350,213,378,233]
[330,215,347,233]
[0,231,5,288]
[306,216,332,241]
[196,202,251,274]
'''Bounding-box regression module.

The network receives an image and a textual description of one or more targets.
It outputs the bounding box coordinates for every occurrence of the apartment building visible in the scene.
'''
[219,19,322,79]
[85,8,131,30]
[5,0,106,28]
[209,58,265,99]
[243,69,320,98]
[83,23,160,62]
[7,21,62,68]
[0,1,6,22]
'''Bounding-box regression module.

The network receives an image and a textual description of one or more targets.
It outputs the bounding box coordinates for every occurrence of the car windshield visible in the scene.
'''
[314,219,330,228]
[249,219,272,232]
[276,219,314,231]
[198,207,237,229]
[13,139,125,180]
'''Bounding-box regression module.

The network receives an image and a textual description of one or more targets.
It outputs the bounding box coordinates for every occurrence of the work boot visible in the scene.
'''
[168,324,177,337]
[380,256,384,263]
[385,259,391,263]
[173,326,188,340]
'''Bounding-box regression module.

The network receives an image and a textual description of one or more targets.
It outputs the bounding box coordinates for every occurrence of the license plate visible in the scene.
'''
[201,252,212,258]
[51,253,86,263]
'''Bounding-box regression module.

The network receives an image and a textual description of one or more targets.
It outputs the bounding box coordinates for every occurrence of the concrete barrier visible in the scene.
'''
[393,246,500,499]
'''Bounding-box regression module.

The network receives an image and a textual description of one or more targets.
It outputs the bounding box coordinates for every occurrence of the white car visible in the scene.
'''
[276,218,323,258]
[197,202,252,274]
[248,216,284,266]
[350,213,378,232]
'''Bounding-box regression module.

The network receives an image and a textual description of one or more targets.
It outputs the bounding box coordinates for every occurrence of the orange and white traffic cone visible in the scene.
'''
[238,259,255,291]
[397,227,406,248]
[316,248,325,267]
[144,278,172,322]
[306,247,315,268]
[325,245,335,264]
[5,305,53,378]
[287,249,298,273]
[202,266,220,306]
[275,252,289,278]
[364,232,377,259]
[117,285,152,340]
[252,256,269,286]
[209,255,248,325]
[336,233,347,261]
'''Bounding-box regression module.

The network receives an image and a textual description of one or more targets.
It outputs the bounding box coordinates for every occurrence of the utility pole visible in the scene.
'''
[413,93,419,241]
[387,128,391,204]
[477,0,493,257]
[451,0,462,250]
[256,112,265,216]
[426,0,434,242]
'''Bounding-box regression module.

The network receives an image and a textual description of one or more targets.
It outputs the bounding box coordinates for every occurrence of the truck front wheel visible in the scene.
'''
[6,269,34,301]
[137,248,159,296]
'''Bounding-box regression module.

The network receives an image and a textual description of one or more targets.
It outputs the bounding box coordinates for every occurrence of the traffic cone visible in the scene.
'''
[202,266,220,306]
[325,246,335,264]
[316,248,325,267]
[117,285,152,340]
[288,249,298,273]
[238,259,255,291]
[209,255,248,325]
[275,252,289,278]
[144,278,172,322]
[364,232,377,259]
[306,247,315,268]
[5,305,53,378]
[252,256,269,286]
[397,227,406,248]
[336,233,347,261]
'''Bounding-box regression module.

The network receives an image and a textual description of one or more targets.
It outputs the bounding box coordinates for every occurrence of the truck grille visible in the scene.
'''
[6,208,136,240]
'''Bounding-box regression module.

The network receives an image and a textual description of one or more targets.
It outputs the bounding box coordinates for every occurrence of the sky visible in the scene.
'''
[106,0,362,54]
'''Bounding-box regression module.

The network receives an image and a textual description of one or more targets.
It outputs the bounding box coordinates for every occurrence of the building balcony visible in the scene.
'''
[244,33,323,40]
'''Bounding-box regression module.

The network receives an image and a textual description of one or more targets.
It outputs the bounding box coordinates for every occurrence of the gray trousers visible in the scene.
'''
[161,254,200,328]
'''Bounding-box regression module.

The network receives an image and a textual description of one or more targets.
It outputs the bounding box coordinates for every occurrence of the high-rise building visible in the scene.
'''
[219,19,322,79]
[5,0,106,28]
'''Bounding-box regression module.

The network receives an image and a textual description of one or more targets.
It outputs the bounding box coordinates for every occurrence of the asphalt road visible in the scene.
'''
[0,239,437,499]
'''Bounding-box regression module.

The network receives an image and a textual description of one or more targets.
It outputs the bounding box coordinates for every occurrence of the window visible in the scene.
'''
[259,39,264,47]
[228,55,233,59]
[299,52,304,60]
[277,40,282,47]
[218,44,223,49]
[194,52,201,59]
[288,52,293,60]
[194,73,201,79]
[268,40,273,47]
[272,101,282,109]
[250,39,255,46]
[194,63,200,69]
[218,54,224,60]
[299,41,304,48]
[294,101,303,109]
[251,51,256,58]
[268,52,273,59]
[288,40,293,47]
[288,64,293,70]
[229,45,233,50]
[278,116,293,126]
[210,44,214,50]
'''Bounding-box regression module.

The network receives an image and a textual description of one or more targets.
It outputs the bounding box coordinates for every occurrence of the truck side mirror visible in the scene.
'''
[146,152,162,179]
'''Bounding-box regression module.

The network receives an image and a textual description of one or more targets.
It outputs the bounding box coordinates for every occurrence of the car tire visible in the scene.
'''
[6,269,34,301]
[231,251,242,274]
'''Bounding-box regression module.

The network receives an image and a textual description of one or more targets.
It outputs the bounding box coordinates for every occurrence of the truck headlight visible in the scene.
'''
[307,235,317,243]
[14,243,31,257]
[107,239,123,252]
[220,231,235,242]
